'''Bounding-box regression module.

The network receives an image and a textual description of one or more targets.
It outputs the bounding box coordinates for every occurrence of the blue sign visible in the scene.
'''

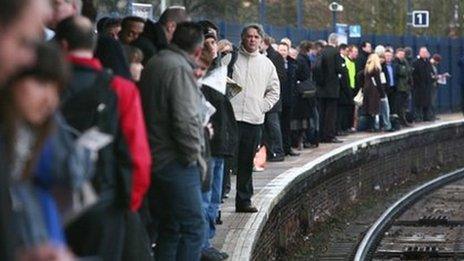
[335,23,348,34]
[349,25,361,38]
[335,23,348,44]
[412,10,429,28]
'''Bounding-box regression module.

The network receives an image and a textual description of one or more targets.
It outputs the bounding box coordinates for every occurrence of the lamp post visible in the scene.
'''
[329,2,344,33]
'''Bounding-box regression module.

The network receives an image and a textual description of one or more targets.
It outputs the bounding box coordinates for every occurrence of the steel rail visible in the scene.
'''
[354,167,464,261]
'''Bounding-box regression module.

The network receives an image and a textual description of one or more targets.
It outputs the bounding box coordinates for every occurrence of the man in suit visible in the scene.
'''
[412,47,434,121]
[384,49,398,115]
[317,33,344,143]
[356,41,372,73]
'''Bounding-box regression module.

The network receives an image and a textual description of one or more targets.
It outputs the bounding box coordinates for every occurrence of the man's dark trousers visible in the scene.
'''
[152,161,205,260]
[396,91,409,123]
[319,98,338,141]
[387,87,398,115]
[337,105,353,132]
[236,122,262,208]
[281,105,293,154]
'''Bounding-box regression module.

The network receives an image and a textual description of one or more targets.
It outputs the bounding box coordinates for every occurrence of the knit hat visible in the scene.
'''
[198,20,218,40]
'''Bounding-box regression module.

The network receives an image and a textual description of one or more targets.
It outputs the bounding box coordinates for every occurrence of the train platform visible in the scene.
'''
[213,113,464,260]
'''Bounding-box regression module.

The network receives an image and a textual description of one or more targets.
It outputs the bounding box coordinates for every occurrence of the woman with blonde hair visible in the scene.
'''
[361,53,384,131]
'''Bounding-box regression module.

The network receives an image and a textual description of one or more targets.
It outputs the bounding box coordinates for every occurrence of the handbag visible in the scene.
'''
[296,79,317,98]
[353,89,364,106]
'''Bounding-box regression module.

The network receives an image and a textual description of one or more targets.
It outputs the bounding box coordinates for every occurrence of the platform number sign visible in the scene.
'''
[412,10,429,28]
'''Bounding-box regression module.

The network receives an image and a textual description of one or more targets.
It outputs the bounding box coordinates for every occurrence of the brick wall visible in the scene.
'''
[252,124,464,260]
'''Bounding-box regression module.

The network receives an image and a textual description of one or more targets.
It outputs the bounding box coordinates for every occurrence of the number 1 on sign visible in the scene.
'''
[417,14,423,25]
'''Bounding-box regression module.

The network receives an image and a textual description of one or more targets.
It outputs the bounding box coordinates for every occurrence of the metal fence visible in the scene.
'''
[217,21,464,113]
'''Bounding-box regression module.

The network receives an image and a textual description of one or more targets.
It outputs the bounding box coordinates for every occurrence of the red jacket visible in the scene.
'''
[69,56,152,211]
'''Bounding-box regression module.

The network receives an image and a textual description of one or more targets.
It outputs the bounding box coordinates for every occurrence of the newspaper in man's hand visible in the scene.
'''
[226,77,243,99]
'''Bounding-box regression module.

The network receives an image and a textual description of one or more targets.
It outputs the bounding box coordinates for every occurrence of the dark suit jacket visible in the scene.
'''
[382,62,398,87]
[412,58,434,107]
[317,46,343,99]
[282,58,297,107]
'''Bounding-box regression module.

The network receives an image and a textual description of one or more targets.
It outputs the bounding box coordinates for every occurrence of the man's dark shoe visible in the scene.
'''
[285,149,300,157]
[201,247,228,261]
[220,251,229,259]
[400,119,411,127]
[268,155,285,162]
[303,142,318,149]
[236,205,258,213]
[216,211,223,225]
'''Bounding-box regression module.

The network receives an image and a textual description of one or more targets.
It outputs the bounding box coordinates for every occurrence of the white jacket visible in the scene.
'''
[225,47,280,125]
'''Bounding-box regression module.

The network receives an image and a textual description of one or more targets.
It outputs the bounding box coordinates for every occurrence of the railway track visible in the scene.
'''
[354,168,464,260]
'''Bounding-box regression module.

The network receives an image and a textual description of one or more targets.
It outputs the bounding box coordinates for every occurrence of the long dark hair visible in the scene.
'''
[0,42,70,178]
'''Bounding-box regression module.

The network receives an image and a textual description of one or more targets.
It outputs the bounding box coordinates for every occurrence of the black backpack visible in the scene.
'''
[61,66,115,133]
[60,65,131,207]
[62,66,136,259]
[227,48,239,78]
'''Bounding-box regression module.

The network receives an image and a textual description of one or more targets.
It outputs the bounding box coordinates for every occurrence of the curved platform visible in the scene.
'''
[213,114,464,260]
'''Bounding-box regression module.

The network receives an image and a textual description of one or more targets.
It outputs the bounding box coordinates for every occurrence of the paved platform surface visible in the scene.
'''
[213,113,463,258]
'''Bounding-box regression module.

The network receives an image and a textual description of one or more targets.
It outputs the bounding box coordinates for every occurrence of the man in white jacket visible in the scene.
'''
[227,23,280,212]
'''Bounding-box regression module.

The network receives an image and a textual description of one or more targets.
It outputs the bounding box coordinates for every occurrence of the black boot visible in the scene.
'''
[216,210,223,225]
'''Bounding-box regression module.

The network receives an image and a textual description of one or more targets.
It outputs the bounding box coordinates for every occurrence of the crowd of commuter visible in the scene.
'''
[0,0,452,260]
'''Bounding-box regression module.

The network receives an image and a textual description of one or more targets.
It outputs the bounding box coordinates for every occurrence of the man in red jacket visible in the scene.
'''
[55,15,152,259]
[56,15,151,211]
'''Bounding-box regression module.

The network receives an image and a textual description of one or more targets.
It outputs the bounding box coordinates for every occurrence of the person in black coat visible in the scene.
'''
[294,42,317,148]
[338,45,360,133]
[316,33,344,143]
[197,23,236,260]
[356,41,372,73]
[261,37,287,161]
[412,47,434,121]
[95,35,132,80]
[132,7,189,64]
[337,45,352,134]
[276,42,300,156]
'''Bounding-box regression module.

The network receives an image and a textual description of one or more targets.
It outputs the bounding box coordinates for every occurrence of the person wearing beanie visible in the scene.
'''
[198,19,234,261]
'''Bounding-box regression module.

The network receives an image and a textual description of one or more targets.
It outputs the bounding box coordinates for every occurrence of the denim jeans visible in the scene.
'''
[263,112,284,158]
[202,157,224,250]
[379,97,392,130]
[152,161,205,261]
[306,105,320,144]
[357,115,369,131]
